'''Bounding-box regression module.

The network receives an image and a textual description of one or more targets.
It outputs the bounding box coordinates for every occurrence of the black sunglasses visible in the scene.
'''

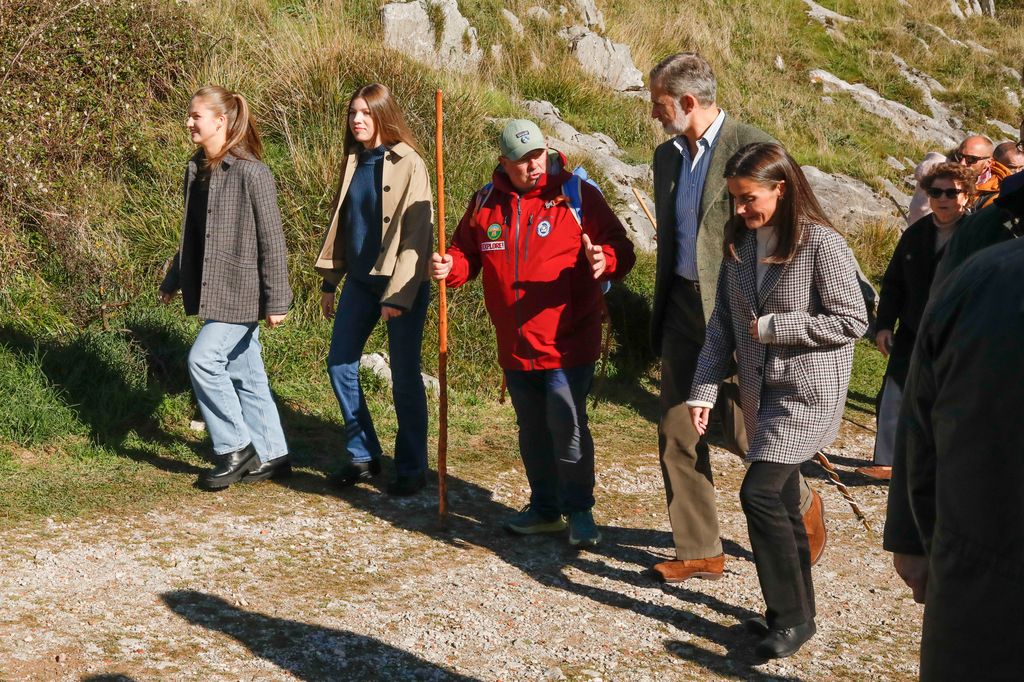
[925,187,965,199]
[951,151,991,165]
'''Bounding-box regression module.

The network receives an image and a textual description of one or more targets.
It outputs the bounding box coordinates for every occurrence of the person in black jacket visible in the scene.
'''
[888,236,1024,680]
[855,163,975,481]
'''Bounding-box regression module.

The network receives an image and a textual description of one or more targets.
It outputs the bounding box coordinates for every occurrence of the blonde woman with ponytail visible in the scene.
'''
[159,86,293,490]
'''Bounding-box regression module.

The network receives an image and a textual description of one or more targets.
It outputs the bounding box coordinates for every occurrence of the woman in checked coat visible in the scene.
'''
[159,86,293,490]
[687,143,867,659]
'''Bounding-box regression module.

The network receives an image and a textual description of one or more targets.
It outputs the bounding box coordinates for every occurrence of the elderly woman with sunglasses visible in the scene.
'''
[856,162,976,481]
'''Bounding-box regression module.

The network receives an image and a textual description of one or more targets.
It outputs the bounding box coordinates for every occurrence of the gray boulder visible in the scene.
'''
[802,166,901,231]
[561,27,645,94]
[381,0,483,73]
[501,9,525,37]
[571,0,605,31]
[361,353,440,398]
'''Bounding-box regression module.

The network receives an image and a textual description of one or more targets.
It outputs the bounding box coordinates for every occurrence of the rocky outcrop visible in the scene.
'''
[889,54,962,131]
[381,0,483,73]
[522,100,656,251]
[948,0,996,19]
[802,166,902,229]
[809,69,960,148]
[803,0,855,26]
[559,26,646,95]
[571,0,605,31]
[501,9,524,37]
[361,353,440,398]
[525,6,551,21]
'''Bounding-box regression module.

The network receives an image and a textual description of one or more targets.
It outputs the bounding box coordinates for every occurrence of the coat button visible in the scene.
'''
[383,216,391,223]
[383,185,391,192]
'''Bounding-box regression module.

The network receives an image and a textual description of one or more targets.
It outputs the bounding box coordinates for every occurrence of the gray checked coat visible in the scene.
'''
[689,222,867,464]
[160,151,293,323]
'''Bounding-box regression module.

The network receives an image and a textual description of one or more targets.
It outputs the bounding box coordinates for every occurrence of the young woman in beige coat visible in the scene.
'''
[314,83,433,496]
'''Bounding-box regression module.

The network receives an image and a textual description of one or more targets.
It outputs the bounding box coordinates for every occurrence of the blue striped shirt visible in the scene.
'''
[673,109,726,280]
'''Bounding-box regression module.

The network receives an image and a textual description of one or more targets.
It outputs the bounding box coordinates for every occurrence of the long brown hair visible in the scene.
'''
[344,83,419,153]
[191,86,263,168]
[723,142,834,263]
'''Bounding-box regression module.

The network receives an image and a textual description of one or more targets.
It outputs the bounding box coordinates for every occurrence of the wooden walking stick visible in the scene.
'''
[435,89,449,516]
[631,186,657,231]
[815,450,872,532]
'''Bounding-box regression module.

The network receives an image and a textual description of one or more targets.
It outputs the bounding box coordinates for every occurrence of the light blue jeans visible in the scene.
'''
[187,321,288,463]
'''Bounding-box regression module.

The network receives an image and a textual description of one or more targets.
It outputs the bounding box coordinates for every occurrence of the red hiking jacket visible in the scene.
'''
[445,151,636,371]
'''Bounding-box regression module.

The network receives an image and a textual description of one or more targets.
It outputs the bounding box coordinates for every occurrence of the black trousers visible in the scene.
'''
[740,462,816,629]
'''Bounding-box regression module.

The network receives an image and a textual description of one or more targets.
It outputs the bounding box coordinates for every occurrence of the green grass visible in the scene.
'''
[9,0,1016,525]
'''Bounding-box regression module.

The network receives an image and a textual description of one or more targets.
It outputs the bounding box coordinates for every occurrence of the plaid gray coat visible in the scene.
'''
[690,223,867,464]
[160,151,292,323]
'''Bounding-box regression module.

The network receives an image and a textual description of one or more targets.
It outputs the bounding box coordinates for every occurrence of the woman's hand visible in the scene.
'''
[321,292,336,320]
[689,406,710,436]
[875,329,894,356]
[158,290,175,305]
[430,253,453,281]
[266,313,287,328]
[748,317,760,342]
[380,306,403,321]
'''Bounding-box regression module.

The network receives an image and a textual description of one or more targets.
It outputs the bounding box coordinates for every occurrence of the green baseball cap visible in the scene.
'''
[499,119,546,160]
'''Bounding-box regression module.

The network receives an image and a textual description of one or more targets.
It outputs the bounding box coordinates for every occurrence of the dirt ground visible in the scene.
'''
[0,415,922,681]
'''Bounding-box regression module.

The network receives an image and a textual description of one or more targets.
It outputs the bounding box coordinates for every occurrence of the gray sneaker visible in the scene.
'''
[504,505,567,535]
[568,510,602,547]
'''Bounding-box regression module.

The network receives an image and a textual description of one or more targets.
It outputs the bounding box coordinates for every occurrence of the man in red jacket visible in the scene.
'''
[431,119,636,548]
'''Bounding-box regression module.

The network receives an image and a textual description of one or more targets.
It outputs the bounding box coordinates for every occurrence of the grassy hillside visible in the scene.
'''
[0,0,1020,522]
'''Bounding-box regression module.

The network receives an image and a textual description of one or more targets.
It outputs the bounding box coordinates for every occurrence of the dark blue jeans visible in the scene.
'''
[326,277,430,478]
[504,364,596,517]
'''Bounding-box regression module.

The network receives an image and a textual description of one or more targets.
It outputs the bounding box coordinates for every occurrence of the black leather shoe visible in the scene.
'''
[201,443,259,490]
[754,620,816,659]
[386,472,427,497]
[242,455,292,483]
[745,616,769,637]
[330,459,381,488]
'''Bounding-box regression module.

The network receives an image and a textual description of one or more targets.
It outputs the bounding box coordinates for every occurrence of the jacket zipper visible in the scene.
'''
[524,214,533,263]
[512,195,532,370]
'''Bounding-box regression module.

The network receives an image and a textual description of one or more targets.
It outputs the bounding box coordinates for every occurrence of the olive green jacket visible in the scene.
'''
[650,115,775,353]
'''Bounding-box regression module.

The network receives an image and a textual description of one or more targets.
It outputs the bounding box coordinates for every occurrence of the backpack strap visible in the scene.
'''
[562,173,585,227]
[474,182,495,217]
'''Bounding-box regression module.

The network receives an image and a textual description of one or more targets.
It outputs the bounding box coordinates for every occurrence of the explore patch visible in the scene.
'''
[536,219,552,237]
[486,223,503,240]
[480,241,505,252]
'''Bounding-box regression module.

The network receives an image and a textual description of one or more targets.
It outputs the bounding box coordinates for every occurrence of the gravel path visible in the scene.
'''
[0,421,921,681]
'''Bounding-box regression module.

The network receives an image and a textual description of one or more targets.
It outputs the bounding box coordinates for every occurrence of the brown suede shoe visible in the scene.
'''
[803,488,827,567]
[652,554,725,583]
[855,465,892,481]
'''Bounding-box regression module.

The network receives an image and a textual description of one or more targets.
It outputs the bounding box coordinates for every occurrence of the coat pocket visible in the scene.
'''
[762,346,813,403]
[218,251,257,270]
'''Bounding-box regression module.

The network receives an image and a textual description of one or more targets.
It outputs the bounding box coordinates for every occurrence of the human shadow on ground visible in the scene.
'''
[0,324,206,475]
[80,676,139,682]
[274,437,764,672]
[161,590,478,681]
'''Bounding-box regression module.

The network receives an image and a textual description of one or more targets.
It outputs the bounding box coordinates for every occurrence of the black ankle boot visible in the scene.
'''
[330,459,382,488]
[242,455,292,483]
[754,620,816,659]
[201,443,259,490]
